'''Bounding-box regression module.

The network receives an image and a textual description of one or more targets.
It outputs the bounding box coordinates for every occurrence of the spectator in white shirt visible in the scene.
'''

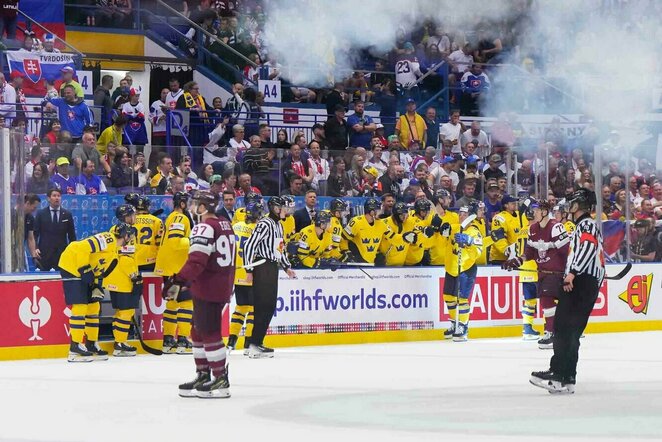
[0,73,17,119]
[460,120,490,159]
[263,53,282,81]
[439,110,463,154]
[308,140,330,194]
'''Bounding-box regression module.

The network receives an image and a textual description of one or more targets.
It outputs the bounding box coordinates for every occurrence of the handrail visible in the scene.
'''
[17,10,84,56]
[154,0,257,69]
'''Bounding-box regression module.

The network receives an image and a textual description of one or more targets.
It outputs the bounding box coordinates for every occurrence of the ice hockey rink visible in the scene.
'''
[1,331,661,442]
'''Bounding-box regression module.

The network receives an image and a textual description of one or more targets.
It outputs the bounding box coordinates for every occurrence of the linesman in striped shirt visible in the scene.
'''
[530,188,605,395]
[243,196,297,358]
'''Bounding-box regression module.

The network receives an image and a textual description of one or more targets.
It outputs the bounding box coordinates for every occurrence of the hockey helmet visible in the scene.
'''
[136,195,151,212]
[245,201,265,221]
[115,204,136,222]
[330,198,348,213]
[567,188,596,210]
[314,211,332,227]
[113,221,136,239]
[191,190,220,212]
[468,200,485,216]
[244,192,263,206]
[124,192,141,208]
[414,198,432,214]
[392,201,409,217]
[363,197,380,213]
[173,191,189,208]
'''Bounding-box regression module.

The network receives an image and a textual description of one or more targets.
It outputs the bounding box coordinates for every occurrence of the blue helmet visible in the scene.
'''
[115,204,136,222]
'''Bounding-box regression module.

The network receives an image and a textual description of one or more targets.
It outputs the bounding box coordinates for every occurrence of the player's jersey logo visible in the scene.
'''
[18,286,51,341]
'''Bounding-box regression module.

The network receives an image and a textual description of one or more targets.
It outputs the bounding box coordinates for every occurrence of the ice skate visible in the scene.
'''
[248,344,274,359]
[196,374,231,399]
[162,335,178,354]
[243,338,251,356]
[85,341,109,361]
[443,323,456,340]
[178,371,211,398]
[538,332,554,349]
[176,336,193,354]
[67,342,94,362]
[227,334,237,351]
[452,323,468,342]
[113,342,137,357]
[522,324,541,340]
[549,376,576,395]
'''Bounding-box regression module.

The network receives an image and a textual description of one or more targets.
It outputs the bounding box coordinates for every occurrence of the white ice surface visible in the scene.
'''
[1,332,661,442]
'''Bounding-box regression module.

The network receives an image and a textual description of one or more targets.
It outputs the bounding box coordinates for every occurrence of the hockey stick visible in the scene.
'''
[132,316,163,355]
[241,259,266,269]
[514,262,632,281]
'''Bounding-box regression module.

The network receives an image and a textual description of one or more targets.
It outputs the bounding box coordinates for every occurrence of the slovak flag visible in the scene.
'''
[602,220,625,260]
[5,52,77,97]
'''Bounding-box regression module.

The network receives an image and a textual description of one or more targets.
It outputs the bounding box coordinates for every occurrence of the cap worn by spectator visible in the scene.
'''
[490,154,502,162]
[409,178,420,186]
[61,66,75,73]
[209,174,223,185]
[56,157,70,166]
[129,87,142,97]
[459,206,470,213]
[388,135,398,143]
[487,182,499,190]
[406,98,416,105]
[44,33,56,42]
[376,123,384,130]
[464,172,480,181]
[403,42,415,51]
[502,195,518,204]
[442,156,457,165]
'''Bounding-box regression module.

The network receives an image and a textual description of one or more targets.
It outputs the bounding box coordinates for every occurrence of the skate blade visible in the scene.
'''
[443,334,454,340]
[549,388,575,395]
[248,352,274,359]
[452,336,468,342]
[91,354,109,361]
[522,334,540,341]
[176,348,192,355]
[112,351,137,357]
[196,389,231,399]
[163,347,178,354]
[538,344,554,350]
[67,354,93,363]
[178,389,199,398]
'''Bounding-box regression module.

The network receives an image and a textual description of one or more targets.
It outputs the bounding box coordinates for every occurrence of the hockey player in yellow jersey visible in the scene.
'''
[405,199,434,266]
[280,195,297,244]
[294,211,334,268]
[442,205,483,341]
[491,195,540,339]
[470,201,492,265]
[428,189,459,266]
[59,223,135,362]
[323,198,350,261]
[343,198,395,264]
[155,191,194,354]
[133,196,163,272]
[380,202,419,266]
[105,204,142,356]
[231,192,262,224]
[228,201,264,353]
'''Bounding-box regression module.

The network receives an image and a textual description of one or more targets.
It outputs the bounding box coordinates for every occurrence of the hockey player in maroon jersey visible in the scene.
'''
[165,190,237,399]
[502,200,570,349]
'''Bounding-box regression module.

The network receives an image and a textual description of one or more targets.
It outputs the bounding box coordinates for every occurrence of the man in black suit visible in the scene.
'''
[293,190,317,232]
[34,188,77,271]
[215,190,236,222]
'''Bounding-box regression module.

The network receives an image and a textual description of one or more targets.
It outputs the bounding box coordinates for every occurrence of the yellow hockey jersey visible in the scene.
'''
[343,215,394,263]
[490,210,537,282]
[429,211,460,266]
[281,214,296,243]
[295,224,333,268]
[473,218,493,265]
[134,213,164,267]
[379,215,418,266]
[444,221,483,276]
[155,210,191,276]
[323,212,347,259]
[232,207,246,225]
[233,220,256,286]
[404,211,433,266]
[59,232,119,278]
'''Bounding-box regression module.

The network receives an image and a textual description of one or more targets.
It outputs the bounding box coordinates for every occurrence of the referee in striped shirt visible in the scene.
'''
[531,188,605,394]
[243,195,296,358]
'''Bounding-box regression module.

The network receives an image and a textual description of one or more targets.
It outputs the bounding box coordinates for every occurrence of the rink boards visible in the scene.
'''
[1,264,660,360]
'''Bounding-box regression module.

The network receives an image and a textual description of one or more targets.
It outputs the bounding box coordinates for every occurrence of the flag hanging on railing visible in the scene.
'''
[602,220,626,260]
[5,51,76,97]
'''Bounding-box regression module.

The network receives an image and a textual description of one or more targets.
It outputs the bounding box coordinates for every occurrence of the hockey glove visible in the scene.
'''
[430,214,443,231]
[454,233,473,248]
[130,273,144,287]
[440,222,452,238]
[423,226,436,238]
[90,284,105,301]
[162,275,183,301]
[501,256,524,271]
[318,258,342,271]
[286,241,299,257]
[403,231,418,244]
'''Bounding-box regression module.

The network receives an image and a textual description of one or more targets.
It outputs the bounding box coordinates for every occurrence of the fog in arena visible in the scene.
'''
[264,0,661,126]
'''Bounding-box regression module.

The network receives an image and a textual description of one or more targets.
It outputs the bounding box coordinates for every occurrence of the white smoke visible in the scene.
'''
[263,0,662,128]
[262,0,516,87]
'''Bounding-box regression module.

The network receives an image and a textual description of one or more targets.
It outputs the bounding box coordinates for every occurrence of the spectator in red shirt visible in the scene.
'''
[237,173,261,196]
[281,143,313,189]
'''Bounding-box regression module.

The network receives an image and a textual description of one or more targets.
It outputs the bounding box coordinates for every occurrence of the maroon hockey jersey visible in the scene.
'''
[178,217,236,303]
[525,219,570,272]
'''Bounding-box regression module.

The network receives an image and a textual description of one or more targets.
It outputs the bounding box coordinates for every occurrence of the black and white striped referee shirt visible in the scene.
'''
[243,214,291,270]
[564,214,605,282]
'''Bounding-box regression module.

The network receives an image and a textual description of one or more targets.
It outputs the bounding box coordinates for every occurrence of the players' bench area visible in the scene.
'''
[0,262,660,361]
